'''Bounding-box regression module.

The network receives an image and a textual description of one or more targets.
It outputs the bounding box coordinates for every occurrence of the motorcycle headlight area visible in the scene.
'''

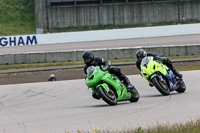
[142,72,148,77]
[153,65,156,70]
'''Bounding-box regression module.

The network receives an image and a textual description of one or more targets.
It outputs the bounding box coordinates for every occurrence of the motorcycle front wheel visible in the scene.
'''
[97,86,117,106]
[152,76,170,96]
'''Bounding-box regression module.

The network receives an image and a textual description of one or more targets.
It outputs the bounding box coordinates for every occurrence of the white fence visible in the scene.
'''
[1,23,200,47]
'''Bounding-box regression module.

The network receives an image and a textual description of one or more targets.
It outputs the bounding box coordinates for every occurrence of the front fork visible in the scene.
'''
[150,74,167,86]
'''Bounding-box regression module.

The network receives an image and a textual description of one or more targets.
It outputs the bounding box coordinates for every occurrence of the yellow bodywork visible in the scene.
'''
[140,57,168,84]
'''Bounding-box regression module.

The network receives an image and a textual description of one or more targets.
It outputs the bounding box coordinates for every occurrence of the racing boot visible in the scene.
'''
[92,91,100,100]
[166,60,183,79]
[171,66,183,79]
[120,75,134,92]
[149,83,154,87]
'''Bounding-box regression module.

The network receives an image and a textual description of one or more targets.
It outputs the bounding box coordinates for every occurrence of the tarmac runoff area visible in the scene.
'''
[0,70,199,133]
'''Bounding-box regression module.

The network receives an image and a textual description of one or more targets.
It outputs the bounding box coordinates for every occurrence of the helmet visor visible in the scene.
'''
[138,57,144,61]
[84,57,91,64]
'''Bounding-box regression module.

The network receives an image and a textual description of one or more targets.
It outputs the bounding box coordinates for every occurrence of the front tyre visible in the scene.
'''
[97,86,117,106]
[152,76,170,96]
[129,87,140,102]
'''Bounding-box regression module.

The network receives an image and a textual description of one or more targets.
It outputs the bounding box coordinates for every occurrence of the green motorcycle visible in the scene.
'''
[140,56,186,95]
[85,66,140,105]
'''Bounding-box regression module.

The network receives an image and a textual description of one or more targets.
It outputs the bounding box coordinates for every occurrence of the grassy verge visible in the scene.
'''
[0,0,35,36]
[0,61,84,71]
[134,119,200,133]
[46,19,200,34]
[0,55,200,71]
[178,65,200,71]
[69,118,200,133]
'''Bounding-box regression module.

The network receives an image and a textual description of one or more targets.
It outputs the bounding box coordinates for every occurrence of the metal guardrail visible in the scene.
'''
[49,0,195,8]
[0,58,200,74]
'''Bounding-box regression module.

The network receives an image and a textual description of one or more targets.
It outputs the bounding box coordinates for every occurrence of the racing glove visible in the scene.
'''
[101,65,109,71]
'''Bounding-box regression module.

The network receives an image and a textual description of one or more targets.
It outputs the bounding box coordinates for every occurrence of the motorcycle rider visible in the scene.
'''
[135,49,183,80]
[82,50,134,100]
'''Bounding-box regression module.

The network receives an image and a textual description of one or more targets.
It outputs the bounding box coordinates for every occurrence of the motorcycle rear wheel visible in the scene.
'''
[152,76,170,96]
[97,86,117,106]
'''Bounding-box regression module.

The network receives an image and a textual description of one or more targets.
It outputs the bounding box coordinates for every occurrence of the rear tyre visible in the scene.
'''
[97,86,117,106]
[129,87,140,102]
[176,79,186,93]
[152,76,170,96]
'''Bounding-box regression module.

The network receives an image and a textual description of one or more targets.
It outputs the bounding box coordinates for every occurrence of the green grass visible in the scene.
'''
[179,65,200,71]
[168,55,200,59]
[128,119,200,133]
[0,61,84,71]
[136,119,200,133]
[68,118,200,133]
[0,0,35,36]
[0,55,200,71]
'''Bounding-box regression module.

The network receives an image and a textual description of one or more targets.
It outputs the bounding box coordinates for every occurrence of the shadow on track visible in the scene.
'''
[141,92,181,98]
[76,101,133,108]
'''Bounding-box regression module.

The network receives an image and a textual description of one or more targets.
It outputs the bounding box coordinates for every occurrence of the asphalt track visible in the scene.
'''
[1,34,200,54]
[0,70,199,133]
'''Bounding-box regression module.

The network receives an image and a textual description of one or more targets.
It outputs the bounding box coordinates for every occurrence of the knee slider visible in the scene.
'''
[113,67,121,73]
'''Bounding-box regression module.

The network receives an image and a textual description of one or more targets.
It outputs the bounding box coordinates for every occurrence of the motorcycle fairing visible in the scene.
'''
[166,70,179,90]
[141,56,179,91]
[86,66,131,101]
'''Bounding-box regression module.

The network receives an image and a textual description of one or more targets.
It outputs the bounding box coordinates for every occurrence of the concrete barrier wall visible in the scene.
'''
[1,23,200,47]
[0,44,199,65]
[35,0,200,28]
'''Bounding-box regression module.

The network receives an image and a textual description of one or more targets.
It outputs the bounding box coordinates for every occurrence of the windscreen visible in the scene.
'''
[141,56,151,67]
[86,66,97,78]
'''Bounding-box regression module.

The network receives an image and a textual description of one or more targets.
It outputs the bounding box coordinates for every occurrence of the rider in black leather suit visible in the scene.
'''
[135,49,183,79]
[82,50,134,100]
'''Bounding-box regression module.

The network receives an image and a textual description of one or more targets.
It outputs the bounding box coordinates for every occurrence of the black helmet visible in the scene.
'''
[136,49,147,61]
[82,51,94,65]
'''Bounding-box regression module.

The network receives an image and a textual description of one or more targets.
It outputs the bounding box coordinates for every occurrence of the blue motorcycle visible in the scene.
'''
[140,56,186,95]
